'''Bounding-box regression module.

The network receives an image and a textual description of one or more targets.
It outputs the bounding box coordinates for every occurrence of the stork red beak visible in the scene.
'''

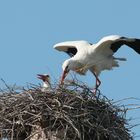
[60,69,69,85]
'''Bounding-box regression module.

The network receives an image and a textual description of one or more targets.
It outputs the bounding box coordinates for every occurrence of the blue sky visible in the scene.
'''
[0,0,140,138]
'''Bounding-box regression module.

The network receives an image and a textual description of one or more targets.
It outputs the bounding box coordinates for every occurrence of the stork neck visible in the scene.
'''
[42,81,50,88]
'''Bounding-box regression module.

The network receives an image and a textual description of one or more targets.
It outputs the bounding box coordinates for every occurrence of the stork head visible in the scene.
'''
[61,59,79,84]
[61,60,70,85]
[37,74,50,83]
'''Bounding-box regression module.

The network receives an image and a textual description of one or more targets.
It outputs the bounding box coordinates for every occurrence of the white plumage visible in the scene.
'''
[54,35,140,94]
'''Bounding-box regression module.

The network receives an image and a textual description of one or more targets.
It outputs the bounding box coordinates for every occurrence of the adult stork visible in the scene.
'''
[53,35,140,94]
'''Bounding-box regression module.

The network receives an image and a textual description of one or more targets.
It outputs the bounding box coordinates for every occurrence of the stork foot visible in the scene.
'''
[93,88,98,95]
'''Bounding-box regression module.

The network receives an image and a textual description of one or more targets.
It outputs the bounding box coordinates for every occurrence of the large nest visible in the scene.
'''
[0,81,133,140]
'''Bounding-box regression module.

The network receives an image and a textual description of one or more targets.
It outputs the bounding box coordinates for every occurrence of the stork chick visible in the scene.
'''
[37,74,51,92]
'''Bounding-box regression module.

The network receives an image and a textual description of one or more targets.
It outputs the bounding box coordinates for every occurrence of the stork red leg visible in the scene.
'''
[93,72,101,95]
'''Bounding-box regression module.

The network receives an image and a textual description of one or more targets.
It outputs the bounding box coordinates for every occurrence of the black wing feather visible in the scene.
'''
[66,48,77,57]
[110,37,140,54]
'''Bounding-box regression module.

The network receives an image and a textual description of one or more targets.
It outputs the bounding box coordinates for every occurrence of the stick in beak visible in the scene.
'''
[60,68,69,85]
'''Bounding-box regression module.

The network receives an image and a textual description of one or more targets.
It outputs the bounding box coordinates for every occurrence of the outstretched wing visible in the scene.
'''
[53,40,90,57]
[94,35,140,55]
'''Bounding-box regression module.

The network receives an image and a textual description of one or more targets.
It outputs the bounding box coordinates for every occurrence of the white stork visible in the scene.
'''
[53,35,140,94]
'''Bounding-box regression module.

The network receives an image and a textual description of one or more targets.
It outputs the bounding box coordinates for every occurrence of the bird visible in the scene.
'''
[53,35,140,94]
[37,74,51,92]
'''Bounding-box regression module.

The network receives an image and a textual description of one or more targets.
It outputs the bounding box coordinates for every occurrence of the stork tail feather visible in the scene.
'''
[114,57,127,61]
